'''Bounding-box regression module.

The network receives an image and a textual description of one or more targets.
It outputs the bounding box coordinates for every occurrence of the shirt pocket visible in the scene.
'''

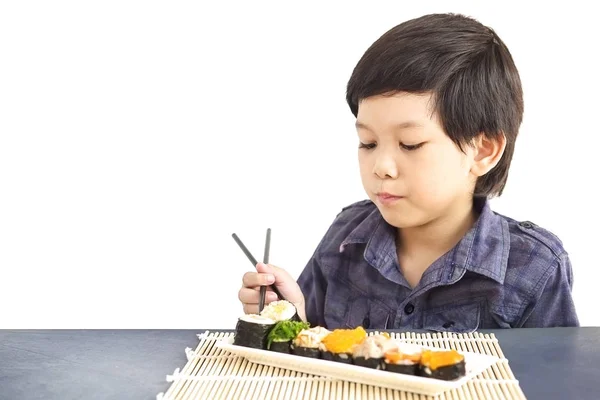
[422,302,481,333]
[343,296,393,329]
[323,283,352,329]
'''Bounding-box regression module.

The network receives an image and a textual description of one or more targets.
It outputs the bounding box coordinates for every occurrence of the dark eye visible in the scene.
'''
[359,142,376,150]
[400,142,425,151]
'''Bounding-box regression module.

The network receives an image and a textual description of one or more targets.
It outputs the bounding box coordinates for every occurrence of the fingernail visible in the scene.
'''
[265,274,275,284]
[268,292,278,302]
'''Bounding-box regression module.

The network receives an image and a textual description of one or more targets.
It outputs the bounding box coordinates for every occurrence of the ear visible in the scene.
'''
[470,133,506,177]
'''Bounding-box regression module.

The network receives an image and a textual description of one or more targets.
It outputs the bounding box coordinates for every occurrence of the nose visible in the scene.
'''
[373,151,399,179]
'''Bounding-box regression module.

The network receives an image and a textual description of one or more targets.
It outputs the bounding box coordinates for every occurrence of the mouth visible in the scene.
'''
[375,192,404,205]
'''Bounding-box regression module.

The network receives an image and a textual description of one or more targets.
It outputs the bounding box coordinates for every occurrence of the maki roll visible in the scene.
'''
[320,326,367,364]
[419,349,466,381]
[384,343,422,375]
[266,320,310,354]
[352,333,396,370]
[291,326,331,359]
[260,300,301,322]
[233,300,300,350]
[233,314,276,349]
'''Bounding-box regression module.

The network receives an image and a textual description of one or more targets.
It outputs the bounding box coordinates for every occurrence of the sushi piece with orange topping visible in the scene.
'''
[383,342,422,375]
[320,326,367,364]
[419,349,466,380]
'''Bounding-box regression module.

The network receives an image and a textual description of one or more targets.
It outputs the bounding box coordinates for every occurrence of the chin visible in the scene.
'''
[376,205,425,228]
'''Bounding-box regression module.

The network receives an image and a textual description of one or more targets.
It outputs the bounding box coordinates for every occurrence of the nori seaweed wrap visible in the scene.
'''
[386,361,418,375]
[353,356,382,369]
[233,314,276,349]
[269,340,292,354]
[320,350,335,361]
[331,352,353,364]
[290,345,320,358]
[291,326,331,359]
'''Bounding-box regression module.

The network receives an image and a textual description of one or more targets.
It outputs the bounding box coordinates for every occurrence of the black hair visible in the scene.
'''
[346,13,524,197]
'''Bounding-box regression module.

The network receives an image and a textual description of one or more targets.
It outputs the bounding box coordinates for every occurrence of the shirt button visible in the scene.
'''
[443,321,455,329]
[519,221,534,228]
[404,303,415,315]
[362,315,370,329]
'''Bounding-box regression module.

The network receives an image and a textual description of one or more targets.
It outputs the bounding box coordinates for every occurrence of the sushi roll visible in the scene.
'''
[384,343,422,375]
[320,326,367,364]
[291,326,331,359]
[269,340,292,354]
[419,349,466,381]
[266,320,310,354]
[352,333,396,370]
[233,314,276,349]
[260,300,301,322]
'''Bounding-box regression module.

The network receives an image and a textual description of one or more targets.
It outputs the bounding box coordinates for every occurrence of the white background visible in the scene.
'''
[1,1,598,329]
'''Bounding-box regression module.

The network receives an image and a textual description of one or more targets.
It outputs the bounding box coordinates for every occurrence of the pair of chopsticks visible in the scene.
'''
[232,228,285,313]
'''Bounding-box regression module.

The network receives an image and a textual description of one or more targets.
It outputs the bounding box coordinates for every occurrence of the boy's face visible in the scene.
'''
[356,92,477,228]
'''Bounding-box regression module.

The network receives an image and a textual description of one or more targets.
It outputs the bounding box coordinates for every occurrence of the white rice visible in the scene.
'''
[239,314,275,325]
[259,300,297,322]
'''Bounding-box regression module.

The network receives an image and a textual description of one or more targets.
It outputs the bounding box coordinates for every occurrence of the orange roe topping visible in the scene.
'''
[421,350,464,370]
[321,327,367,353]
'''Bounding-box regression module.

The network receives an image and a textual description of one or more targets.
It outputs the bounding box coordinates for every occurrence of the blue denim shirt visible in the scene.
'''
[297,197,579,331]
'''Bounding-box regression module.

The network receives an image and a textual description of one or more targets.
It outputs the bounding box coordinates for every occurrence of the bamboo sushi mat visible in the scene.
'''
[157,330,526,400]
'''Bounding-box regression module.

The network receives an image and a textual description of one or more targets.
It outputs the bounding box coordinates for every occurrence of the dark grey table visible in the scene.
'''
[0,328,598,400]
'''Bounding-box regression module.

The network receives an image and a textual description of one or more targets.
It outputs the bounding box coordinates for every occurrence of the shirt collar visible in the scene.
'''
[338,197,510,284]
[446,197,510,284]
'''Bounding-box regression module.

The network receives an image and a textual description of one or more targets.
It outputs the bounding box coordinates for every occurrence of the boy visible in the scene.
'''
[238,13,579,330]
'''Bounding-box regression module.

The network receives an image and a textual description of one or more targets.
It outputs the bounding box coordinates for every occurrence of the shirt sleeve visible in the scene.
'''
[520,252,579,327]
[297,254,327,327]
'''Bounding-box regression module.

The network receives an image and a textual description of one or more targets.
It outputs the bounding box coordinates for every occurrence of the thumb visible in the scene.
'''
[255,262,303,305]
[255,262,287,282]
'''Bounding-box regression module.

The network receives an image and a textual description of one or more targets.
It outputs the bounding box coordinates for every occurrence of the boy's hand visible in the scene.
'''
[238,263,306,322]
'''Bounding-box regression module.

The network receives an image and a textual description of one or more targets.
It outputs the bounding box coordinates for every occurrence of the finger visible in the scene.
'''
[239,287,278,305]
[242,295,279,315]
[256,262,279,274]
[255,263,299,302]
[242,271,275,288]
[243,304,259,314]
[263,291,278,302]
[251,286,274,293]
[238,288,260,304]
[256,263,290,282]
[242,287,278,302]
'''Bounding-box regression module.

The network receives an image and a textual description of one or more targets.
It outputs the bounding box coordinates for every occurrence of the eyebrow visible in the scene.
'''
[355,121,424,132]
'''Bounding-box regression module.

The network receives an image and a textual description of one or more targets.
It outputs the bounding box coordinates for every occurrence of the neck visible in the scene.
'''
[397,197,479,258]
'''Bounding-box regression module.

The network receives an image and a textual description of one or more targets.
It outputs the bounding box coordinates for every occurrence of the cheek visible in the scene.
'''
[411,151,469,199]
[358,153,372,177]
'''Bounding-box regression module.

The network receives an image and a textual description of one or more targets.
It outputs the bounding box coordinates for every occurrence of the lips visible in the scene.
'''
[377,192,402,199]
[377,192,404,198]
[376,192,404,205]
